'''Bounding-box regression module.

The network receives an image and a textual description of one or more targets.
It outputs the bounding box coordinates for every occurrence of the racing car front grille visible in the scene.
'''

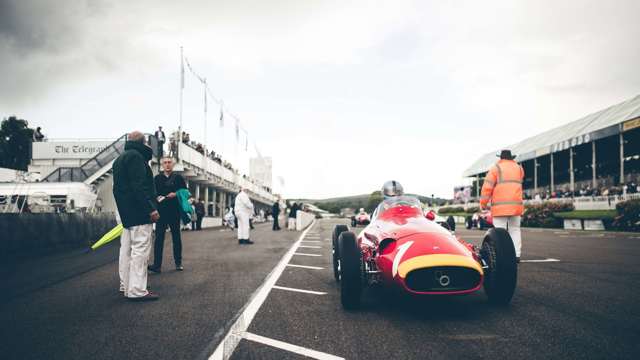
[405,266,481,293]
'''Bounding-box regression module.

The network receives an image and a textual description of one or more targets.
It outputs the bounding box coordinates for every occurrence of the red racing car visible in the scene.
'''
[332,196,517,309]
[351,208,371,227]
[466,209,494,230]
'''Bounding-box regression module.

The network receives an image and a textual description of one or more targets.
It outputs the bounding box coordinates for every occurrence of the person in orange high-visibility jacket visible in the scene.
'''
[480,149,525,261]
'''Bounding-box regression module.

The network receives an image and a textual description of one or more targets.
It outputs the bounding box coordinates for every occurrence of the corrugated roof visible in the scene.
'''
[463,94,640,177]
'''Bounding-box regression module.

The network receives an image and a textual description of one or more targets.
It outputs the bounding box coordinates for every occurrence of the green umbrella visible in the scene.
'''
[91,224,124,250]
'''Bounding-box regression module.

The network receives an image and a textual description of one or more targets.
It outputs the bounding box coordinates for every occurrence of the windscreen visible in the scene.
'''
[372,195,423,219]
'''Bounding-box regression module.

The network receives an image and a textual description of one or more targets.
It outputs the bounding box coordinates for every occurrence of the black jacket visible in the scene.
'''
[154,172,187,220]
[195,202,205,216]
[289,204,298,218]
[112,141,157,228]
[272,202,280,215]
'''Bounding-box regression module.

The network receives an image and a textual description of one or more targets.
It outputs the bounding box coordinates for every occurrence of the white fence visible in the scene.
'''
[445,193,640,212]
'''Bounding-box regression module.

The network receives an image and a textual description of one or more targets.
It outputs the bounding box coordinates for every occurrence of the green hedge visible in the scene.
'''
[438,206,465,215]
[522,202,574,228]
[465,206,479,214]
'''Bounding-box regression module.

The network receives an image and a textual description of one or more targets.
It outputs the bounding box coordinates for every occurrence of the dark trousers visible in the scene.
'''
[273,215,280,230]
[154,219,182,268]
[196,215,203,230]
[157,141,164,156]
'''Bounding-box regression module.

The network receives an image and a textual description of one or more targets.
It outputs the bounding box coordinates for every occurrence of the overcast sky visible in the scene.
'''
[1,0,639,199]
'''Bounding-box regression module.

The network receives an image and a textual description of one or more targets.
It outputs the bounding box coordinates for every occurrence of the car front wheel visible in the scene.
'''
[481,228,518,306]
[338,231,363,310]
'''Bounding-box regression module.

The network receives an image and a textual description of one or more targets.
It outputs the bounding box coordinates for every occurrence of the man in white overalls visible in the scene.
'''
[234,187,254,245]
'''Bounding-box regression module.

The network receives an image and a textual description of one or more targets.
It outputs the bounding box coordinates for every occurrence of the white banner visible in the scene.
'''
[32,141,112,160]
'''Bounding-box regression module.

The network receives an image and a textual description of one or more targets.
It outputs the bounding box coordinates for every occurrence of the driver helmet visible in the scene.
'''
[382,180,404,199]
[359,208,365,213]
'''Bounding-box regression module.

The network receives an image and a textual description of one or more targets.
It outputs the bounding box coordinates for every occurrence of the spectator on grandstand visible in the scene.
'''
[33,127,45,142]
[154,126,166,156]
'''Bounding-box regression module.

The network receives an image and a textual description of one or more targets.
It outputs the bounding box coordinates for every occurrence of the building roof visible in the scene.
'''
[463,94,640,177]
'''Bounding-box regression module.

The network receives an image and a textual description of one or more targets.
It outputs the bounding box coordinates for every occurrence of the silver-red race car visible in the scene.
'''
[351,208,371,227]
[332,195,517,310]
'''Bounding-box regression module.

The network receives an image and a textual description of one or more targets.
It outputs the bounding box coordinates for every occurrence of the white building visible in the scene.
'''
[2,133,277,225]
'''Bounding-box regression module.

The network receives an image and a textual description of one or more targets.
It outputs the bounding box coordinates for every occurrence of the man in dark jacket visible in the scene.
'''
[272,201,281,231]
[113,131,159,301]
[154,126,166,156]
[195,199,205,230]
[149,157,187,272]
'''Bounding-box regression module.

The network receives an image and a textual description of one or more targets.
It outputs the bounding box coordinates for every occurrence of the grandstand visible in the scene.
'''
[464,94,640,201]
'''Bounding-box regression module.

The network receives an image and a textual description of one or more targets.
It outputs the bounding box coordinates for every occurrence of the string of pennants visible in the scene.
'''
[182,50,252,152]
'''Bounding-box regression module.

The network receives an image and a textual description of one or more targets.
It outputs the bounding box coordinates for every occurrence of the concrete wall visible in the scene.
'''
[296,211,315,231]
[0,213,117,258]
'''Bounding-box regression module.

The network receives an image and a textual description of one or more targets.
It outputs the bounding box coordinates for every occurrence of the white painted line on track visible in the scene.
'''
[208,221,317,360]
[294,252,322,257]
[287,264,324,270]
[301,240,322,243]
[521,258,560,263]
[243,332,344,360]
[273,285,327,295]
[299,245,322,249]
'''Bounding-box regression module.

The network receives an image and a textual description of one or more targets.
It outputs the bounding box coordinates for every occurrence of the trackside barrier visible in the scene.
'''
[563,219,583,230]
[296,211,315,231]
[0,213,117,258]
[201,217,223,228]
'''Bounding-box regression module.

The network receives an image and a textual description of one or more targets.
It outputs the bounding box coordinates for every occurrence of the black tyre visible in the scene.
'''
[478,218,485,230]
[466,216,473,230]
[481,228,517,306]
[332,225,349,282]
[338,231,363,310]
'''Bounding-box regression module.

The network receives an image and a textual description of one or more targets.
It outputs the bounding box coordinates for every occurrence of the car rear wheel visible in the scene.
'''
[332,225,349,282]
[466,216,473,229]
[481,228,517,306]
[338,231,363,310]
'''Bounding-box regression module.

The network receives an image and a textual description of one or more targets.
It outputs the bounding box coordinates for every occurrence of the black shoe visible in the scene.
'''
[245,239,254,245]
[176,265,184,271]
[239,239,246,244]
[148,265,161,273]
[516,257,521,264]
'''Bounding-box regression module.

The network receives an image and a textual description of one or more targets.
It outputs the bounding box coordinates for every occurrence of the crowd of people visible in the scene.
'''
[524,181,639,201]
[155,126,273,194]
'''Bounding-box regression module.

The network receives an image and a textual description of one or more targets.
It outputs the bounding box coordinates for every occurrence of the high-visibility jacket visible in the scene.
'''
[480,159,524,217]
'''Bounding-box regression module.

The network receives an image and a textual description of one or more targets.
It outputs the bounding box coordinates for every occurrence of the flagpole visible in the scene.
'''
[220,101,225,163]
[178,45,184,160]
[203,78,208,174]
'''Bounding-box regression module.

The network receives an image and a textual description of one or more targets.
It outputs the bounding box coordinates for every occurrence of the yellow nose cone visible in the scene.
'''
[397,254,483,279]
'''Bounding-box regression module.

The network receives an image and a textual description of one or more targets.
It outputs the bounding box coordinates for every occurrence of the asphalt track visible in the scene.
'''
[2,219,640,359]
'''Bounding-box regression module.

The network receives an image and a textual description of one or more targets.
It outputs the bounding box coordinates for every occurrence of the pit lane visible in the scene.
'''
[229,219,640,359]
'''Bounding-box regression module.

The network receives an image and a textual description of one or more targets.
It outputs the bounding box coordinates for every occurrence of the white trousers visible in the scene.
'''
[237,212,251,240]
[288,218,296,230]
[119,224,152,298]
[492,216,522,257]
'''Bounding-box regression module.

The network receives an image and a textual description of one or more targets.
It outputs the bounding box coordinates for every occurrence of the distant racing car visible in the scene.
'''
[351,208,371,227]
[332,195,517,310]
[466,209,494,230]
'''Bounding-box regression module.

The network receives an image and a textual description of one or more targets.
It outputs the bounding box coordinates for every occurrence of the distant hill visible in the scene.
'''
[293,193,449,214]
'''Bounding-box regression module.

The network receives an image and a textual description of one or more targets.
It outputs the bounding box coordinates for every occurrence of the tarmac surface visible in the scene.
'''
[2,219,640,359]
